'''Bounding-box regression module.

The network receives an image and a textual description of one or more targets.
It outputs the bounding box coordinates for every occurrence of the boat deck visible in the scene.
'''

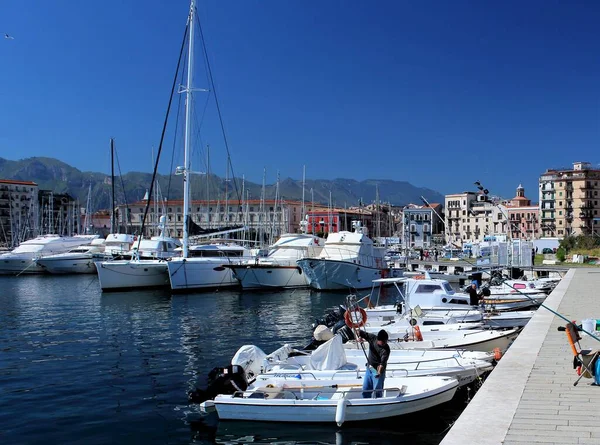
[440,268,600,445]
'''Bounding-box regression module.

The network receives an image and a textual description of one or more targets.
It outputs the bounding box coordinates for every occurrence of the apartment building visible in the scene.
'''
[444,192,509,244]
[403,203,444,248]
[539,162,600,237]
[0,179,39,247]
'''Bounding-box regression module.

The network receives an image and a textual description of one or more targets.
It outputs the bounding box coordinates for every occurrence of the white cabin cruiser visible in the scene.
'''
[365,277,534,327]
[297,221,388,291]
[36,238,106,274]
[167,243,253,291]
[227,233,325,289]
[103,233,135,258]
[0,234,99,274]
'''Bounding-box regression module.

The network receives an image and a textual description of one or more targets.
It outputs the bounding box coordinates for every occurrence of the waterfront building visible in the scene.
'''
[116,199,306,241]
[402,203,444,248]
[444,192,508,245]
[38,190,79,237]
[505,185,540,240]
[0,179,39,247]
[539,162,600,237]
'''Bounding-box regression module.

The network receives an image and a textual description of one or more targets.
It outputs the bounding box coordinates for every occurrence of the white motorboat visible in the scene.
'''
[365,277,535,326]
[351,327,520,353]
[297,221,388,291]
[35,239,106,274]
[0,234,99,274]
[227,233,325,289]
[103,233,135,258]
[128,225,181,260]
[363,277,484,324]
[167,243,254,291]
[483,280,547,310]
[211,374,458,425]
[237,336,493,389]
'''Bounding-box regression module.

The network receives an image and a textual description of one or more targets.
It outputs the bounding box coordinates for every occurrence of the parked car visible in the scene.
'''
[542,248,554,254]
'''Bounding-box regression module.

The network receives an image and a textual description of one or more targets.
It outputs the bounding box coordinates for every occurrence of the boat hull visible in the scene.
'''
[214,378,457,423]
[297,259,384,290]
[382,328,520,353]
[0,256,45,274]
[96,260,169,291]
[167,258,240,291]
[36,256,97,274]
[229,264,309,289]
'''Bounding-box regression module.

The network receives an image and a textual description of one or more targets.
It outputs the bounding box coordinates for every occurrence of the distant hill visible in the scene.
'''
[0,157,445,211]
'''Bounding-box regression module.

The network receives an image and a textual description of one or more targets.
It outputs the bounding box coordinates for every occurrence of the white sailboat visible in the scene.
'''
[96,216,179,291]
[297,221,388,290]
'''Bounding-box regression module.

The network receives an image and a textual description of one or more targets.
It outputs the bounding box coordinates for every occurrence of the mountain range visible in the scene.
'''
[0,157,445,211]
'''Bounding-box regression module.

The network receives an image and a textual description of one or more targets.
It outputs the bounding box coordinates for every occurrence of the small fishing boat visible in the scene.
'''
[211,374,458,425]
[250,335,493,388]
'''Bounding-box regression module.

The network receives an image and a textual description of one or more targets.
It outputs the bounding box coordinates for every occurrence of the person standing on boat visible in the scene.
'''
[358,329,390,398]
[467,282,483,306]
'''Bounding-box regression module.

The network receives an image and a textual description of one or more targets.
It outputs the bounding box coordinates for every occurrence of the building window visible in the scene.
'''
[559,192,562,197]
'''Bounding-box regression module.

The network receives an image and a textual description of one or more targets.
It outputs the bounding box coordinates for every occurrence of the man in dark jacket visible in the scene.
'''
[358,329,390,398]
[467,282,483,306]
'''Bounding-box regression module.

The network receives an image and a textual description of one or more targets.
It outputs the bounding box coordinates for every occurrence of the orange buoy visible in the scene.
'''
[344,308,368,329]
[414,325,423,342]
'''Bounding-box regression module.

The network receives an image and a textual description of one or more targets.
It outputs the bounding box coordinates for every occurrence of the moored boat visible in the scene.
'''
[227,233,325,289]
[36,238,106,274]
[211,374,458,425]
[0,234,98,275]
[297,221,388,291]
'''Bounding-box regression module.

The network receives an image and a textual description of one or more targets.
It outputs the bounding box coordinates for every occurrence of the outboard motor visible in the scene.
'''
[188,364,248,404]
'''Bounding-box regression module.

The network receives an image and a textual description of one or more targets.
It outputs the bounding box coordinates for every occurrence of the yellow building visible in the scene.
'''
[539,162,600,237]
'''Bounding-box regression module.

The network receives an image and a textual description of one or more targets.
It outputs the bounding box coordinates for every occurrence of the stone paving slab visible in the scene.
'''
[441,269,600,445]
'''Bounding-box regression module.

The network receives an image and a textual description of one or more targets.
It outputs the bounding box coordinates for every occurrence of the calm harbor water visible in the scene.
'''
[0,275,471,445]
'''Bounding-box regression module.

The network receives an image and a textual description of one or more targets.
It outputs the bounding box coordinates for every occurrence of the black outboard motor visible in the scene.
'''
[188,364,248,404]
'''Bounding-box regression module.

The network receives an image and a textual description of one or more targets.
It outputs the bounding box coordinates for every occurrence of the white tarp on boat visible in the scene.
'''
[231,345,267,379]
[310,335,347,371]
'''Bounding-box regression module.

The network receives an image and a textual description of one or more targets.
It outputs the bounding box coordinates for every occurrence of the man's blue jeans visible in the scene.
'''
[362,366,385,398]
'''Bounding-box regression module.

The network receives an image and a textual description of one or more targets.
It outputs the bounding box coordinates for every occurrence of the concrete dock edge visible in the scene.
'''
[440,269,576,445]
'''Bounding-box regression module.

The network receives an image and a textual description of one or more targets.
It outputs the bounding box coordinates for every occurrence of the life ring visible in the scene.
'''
[344,308,367,328]
[413,325,423,342]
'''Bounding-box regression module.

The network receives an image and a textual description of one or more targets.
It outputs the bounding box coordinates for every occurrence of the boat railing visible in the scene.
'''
[315,247,387,269]
[235,386,406,400]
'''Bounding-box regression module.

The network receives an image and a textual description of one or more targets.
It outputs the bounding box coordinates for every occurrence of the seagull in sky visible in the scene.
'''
[4,33,15,40]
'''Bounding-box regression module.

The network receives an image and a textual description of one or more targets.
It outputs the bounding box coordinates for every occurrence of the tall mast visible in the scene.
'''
[110,138,116,234]
[301,165,306,232]
[182,0,195,258]
[205,145,210,228]
[225,156,229,226]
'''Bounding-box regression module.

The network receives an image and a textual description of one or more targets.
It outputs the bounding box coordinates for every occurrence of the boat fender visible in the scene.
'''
[344,308,367,328]
[414,325,423,342]
[335,398,348,427]
[493,347,502,361]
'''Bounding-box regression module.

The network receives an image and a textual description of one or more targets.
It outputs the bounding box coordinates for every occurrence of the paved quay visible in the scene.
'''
[440,268,600,445]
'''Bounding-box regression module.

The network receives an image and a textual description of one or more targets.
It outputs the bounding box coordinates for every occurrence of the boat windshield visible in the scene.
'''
[443,282,455,294]
[13,244,45,253]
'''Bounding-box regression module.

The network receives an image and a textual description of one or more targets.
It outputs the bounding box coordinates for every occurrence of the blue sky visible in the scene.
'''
[1,0,598,201]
